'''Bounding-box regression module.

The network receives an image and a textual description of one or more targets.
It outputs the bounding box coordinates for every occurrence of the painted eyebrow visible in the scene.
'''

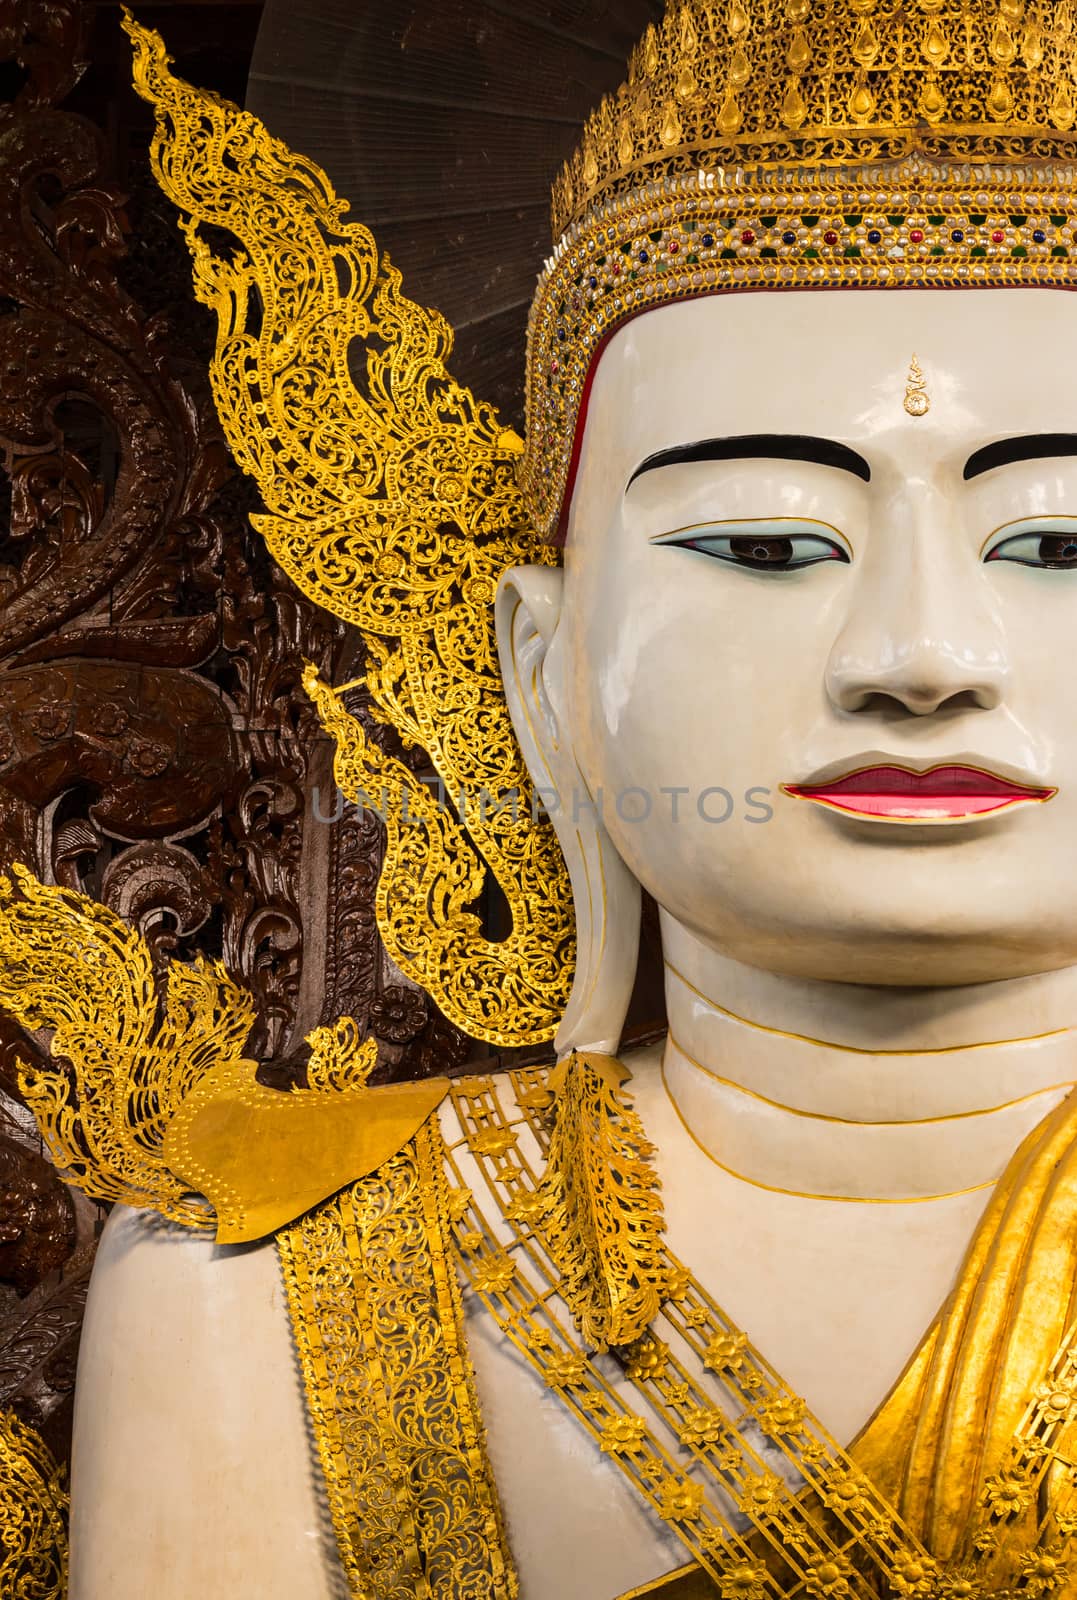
[964,434,1077,480]
[626,434,872,491]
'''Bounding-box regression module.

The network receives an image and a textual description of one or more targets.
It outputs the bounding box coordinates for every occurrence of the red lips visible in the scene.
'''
[784,764,1057,822]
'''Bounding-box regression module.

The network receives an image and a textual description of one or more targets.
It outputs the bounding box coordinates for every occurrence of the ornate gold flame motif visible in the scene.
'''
[0,866,447,1244]
[0,863,246,1225]
[0,1411,69,1599]
[124,14,574,1049]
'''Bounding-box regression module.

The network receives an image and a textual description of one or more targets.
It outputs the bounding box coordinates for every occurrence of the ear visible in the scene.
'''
[495,565,641,1057]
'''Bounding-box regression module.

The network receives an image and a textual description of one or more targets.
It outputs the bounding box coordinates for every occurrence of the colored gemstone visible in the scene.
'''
[741,229,756,244]
[638,250,650,264]
[867,229,882,244]
[909,227,925,243]
[823,230,839,245]
[1034,229,1048,243]
[782,230,797,244]
[702,233,715,247]
[588,275,598,288]
[668,240,680,253]
[951,229,965,242]
[992,229,1005,243]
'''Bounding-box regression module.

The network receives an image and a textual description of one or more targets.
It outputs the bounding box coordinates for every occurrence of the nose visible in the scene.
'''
[825,483,1009,717]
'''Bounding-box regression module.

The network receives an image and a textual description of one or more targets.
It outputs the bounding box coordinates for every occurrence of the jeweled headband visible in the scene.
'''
[518,0,1077,543]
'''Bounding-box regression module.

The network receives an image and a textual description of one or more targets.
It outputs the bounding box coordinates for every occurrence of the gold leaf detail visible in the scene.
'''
[599,1416,648,1456]
[990,19,1017,66]
[642,24,660,75]
[675,62,698,102]
[678,1406,726,1447]
[471,1256,517,1296]
[987,74,1014,119]
[728,1,750,41]
[782,77,808,129]
[922,20,949,66]
[787,26,811,73]
[543,1350,587,1389]
[657,1477,706,1523]
[278,1127,518,1598]
[785,0,810,21]
[982,1472,1033,1516]
[852,17,880,68]
[728,45,752,89]
[1022,22,1043,68]
[919,76,947,123]
[802,1558,854,1597]
[1051,78,1076,130]
[717,88,743,136]
[305,1015,376,1094]
[848,80,876,123]
[582,140,599,187]
[1018,1549,1068,1591]
[704,1330,748,1373]
[680,7,699,55]
[617,120,634,166]
[660,102,684,147]
[716,1561,769,1600]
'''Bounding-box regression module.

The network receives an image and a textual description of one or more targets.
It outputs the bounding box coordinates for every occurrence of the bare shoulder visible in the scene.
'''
[71,1206,340,1600]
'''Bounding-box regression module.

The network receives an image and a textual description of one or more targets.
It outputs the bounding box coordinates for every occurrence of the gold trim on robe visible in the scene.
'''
[277,1117,519,1600]
[855,1088,1077,1576]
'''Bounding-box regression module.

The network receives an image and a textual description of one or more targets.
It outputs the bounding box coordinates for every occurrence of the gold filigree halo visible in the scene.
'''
[520,0,1077,540]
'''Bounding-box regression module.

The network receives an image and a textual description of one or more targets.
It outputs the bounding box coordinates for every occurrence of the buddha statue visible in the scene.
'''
[7,2,1077,1597]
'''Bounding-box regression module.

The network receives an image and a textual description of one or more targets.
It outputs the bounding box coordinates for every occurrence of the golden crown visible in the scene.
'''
[553,0,1077,238]
[520,0,1077,540]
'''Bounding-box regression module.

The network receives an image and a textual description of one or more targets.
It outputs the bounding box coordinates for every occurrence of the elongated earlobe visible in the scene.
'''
[495,566,641,1056]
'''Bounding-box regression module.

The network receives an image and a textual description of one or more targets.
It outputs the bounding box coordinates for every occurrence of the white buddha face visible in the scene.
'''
[544,288,1077,988]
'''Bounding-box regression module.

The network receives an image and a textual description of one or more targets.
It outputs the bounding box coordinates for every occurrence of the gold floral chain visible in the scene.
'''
[446,1072,925,1600]
[508,1063,1077,1592]
[447,1067,1077,1598]
[277,1117,519,1600]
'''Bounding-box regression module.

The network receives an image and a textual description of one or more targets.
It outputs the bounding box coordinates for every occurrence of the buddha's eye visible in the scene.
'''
[654,521,850,572]
[986,519,1077,569]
